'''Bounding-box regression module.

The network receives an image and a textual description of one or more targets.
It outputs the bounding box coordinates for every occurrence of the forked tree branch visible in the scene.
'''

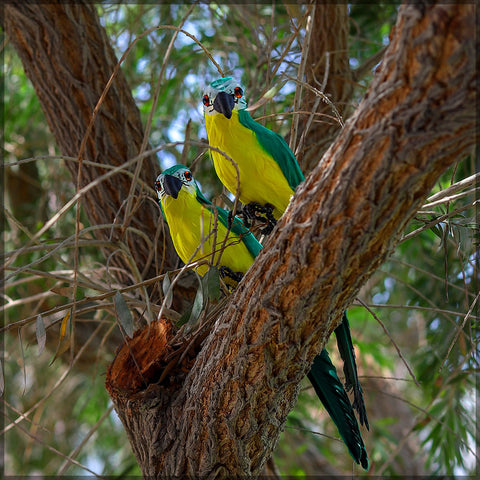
[4,1,476,477]
[106,3,476,477]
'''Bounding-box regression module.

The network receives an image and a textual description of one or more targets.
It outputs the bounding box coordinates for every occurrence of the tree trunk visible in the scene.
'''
[4,1,476,477]
[104,3,475,477]
[2,1,193,310]
[297,3,353,173]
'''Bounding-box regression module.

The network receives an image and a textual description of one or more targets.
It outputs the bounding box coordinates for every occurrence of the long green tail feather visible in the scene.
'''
[334,312,369,429]
[307,349,369,470]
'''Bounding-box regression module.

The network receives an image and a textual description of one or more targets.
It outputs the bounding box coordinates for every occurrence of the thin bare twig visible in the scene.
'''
[438,291,479,373]
[357,298,420,387]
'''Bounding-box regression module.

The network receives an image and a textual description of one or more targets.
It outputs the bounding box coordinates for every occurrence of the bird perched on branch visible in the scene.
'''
[203,76,304,232]
[202,76,369,431]
[154,164,261,283]
[154,164,368,469]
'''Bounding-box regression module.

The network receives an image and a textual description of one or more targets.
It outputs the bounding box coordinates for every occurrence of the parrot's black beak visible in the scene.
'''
[162,174,183,199]
[213,91,235,119]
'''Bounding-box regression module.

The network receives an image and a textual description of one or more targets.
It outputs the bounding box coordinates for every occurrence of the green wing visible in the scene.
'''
[307,349,369,470]
[238,109,304,189]
[194,185,263,259]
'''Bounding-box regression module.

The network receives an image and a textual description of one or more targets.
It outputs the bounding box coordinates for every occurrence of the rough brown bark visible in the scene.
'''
[105,3,476,478]
[2,1,192,308]
[297,3,354,172]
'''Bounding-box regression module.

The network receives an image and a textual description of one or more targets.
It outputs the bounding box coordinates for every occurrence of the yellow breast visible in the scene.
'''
[161,189,255,276]
[205,111,294,219]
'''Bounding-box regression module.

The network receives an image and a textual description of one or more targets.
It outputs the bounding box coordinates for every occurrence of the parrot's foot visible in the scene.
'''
[219,266,243,283]
[242,202,276,235]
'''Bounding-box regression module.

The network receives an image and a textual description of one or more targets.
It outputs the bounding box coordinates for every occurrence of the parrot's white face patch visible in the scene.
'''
[154,167,196,200]
[202,76,247,115]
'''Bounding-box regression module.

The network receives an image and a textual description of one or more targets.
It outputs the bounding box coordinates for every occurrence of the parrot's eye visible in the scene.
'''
[154,180,161,191]
[184,170,192,182]
[234,86,243,98]
[203,95,211,106]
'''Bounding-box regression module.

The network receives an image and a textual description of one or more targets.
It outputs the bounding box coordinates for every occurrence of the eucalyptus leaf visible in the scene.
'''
[430,224,443,239]
[162,272,173,309]
[176,308,191,328]
[36,314,46,355]
[188,272,205,326]
[50,309,72,365]
[0,360,4,396]
[50,286,75,298]
[114,291,134,338]
[203,266,221,302]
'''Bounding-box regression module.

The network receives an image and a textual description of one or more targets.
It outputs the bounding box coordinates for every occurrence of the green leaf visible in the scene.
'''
[188,272,205,326]
[50,309,72,365]
[162,272,173,309]
[176,271,208,329]
[0,360,4,396]
[203,266,221,302]
[430,224,444,239]
[176,308,191,328]
[36,314,46,355]
[114,291,134,338]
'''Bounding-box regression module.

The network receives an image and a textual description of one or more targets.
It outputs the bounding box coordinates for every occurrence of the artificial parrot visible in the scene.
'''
[154,165,368,469]
[155,164,261,282]
[202,77,369,431]
[203,77,304,229]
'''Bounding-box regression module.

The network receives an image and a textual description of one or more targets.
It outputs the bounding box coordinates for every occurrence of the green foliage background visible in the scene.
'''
[2,3,477,477]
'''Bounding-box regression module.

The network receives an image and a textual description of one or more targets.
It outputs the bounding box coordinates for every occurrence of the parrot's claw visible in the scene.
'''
[260,203,276,235]
[219,266,244,283]
[242,202,276,235]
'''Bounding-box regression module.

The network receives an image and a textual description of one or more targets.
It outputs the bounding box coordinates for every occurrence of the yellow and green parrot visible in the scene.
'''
[202,77,369,433]
[154,164,261,281]
[203,76,304,229]
[154,165,368,469]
